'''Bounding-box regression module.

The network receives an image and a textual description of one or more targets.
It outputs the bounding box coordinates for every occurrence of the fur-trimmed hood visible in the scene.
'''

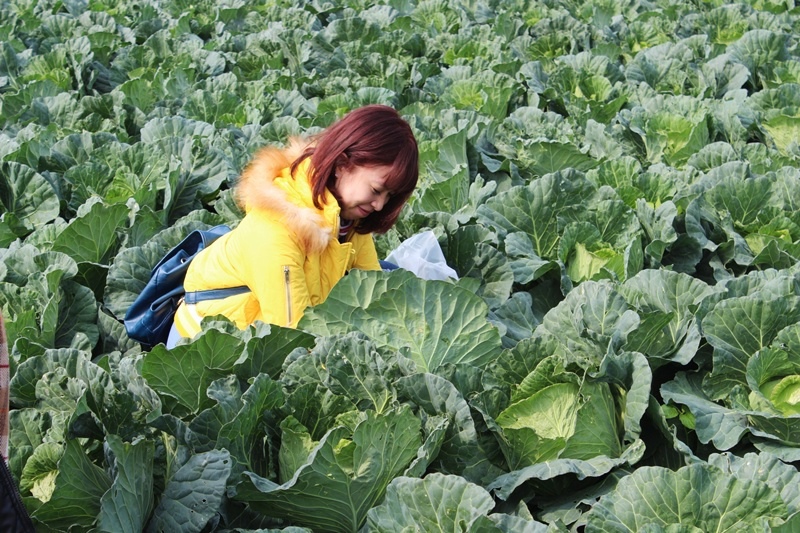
[234,138,338,255]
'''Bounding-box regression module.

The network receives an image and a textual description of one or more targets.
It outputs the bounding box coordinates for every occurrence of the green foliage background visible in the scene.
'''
[4,0,800,531]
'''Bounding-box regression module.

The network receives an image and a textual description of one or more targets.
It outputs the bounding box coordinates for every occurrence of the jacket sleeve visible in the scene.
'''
[231,212,311,328]
[350,233,381,271]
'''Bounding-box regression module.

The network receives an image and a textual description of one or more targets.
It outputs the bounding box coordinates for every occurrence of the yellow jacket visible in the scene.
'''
[173,142,380,338]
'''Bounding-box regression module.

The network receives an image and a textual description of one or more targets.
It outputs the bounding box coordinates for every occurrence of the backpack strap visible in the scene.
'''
[184,286,250,304]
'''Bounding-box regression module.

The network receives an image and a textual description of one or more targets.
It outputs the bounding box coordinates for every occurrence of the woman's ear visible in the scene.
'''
[333,155,350,182]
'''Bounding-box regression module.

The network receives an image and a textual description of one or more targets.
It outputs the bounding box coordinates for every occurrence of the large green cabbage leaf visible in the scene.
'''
[300,269,502,373]
[366,473,550,532]
[584,453,798,532]
[233,406,422,533]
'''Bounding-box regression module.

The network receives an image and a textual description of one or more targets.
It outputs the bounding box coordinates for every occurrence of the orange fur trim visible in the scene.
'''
[234,138,332,254]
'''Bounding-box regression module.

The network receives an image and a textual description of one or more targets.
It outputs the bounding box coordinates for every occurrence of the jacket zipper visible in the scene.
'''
[283,266,292,327]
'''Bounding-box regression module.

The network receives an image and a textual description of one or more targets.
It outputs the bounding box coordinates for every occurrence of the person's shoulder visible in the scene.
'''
[236,210,289,231]
[232,210,325,259]
[235,137,312,208]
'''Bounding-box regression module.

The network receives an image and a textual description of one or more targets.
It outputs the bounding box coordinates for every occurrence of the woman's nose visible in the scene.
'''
[372,193,388,211]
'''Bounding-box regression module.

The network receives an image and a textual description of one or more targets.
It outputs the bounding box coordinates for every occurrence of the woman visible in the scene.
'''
[169,105,419,344]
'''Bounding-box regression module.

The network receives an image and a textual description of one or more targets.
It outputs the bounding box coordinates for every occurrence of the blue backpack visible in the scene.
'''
[124,225,249,348]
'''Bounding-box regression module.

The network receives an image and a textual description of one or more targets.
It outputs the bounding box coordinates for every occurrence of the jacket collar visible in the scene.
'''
[235,139,337,255]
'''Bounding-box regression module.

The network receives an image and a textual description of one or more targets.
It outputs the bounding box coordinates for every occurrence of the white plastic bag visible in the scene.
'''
[384,231,459,281]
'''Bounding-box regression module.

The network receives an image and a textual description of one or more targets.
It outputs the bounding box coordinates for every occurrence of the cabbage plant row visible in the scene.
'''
[3,0,800,530]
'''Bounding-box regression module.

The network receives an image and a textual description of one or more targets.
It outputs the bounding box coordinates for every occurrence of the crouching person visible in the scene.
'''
[168,105,419,346]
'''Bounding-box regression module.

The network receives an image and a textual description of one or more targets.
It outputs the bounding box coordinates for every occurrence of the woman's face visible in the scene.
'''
[333,164,394,220]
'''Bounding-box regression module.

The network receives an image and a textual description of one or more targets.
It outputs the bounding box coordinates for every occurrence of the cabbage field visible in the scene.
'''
[4,0,800,530]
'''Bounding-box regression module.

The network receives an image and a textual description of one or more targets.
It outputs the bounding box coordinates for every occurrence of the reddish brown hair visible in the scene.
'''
[291,105,419,234]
